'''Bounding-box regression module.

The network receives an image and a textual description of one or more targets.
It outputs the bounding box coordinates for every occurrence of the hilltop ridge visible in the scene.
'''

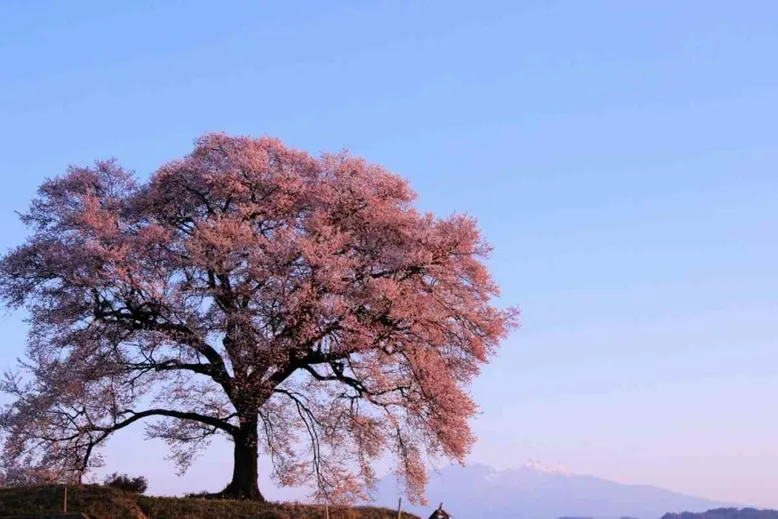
[0,485,418,519]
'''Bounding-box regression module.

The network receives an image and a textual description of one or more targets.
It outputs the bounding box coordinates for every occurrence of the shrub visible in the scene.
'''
[103,472,148,494]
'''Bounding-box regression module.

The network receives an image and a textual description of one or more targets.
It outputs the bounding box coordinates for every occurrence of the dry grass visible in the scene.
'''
[0,485,421,519]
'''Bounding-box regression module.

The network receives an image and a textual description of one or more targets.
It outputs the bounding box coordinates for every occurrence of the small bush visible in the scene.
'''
[184,490,213,499]
[103,472,148,494]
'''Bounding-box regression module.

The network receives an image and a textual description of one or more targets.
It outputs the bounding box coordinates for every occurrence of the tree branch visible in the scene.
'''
[106,408,237,436]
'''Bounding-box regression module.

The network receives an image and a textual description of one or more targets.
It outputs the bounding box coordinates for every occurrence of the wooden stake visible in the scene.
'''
[63,485,68,513]
[397,497,403,519]
[325,502,330,519]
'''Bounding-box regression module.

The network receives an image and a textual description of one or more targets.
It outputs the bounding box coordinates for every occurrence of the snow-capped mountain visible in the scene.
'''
[371,461,736,519]
[522,459,574,476]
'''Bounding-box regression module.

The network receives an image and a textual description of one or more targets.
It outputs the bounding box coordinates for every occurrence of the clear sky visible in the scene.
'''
[1,0,776,508]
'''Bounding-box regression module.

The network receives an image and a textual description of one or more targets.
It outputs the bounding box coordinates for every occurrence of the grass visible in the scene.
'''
[0,485,421,519]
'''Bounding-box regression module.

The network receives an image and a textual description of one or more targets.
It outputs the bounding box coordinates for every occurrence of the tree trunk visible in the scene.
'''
[220,418,265,501]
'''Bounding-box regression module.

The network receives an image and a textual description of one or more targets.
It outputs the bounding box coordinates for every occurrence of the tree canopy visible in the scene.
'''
[0,133,517,503]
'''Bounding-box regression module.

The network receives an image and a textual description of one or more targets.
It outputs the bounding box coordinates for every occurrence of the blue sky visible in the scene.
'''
[1,0,776,508]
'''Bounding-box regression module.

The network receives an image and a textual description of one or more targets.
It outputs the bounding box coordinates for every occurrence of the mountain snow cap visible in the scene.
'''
[522,459,574,476]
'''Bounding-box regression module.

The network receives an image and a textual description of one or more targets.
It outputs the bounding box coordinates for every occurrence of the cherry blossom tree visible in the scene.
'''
[0,133,518,502]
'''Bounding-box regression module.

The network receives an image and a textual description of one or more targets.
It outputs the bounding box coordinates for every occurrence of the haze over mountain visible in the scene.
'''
[372,461,737,519]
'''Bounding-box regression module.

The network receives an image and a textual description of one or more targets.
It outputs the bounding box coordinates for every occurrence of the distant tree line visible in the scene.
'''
[662,508,778,519]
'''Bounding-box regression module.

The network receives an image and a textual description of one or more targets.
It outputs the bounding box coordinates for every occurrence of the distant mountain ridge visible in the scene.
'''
[662,509,778,519]
[371,461,739,519]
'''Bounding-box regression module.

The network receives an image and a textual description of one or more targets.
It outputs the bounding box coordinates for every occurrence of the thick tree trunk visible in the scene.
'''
[220,418,265,501]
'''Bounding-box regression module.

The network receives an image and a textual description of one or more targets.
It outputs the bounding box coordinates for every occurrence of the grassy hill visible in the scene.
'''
[0,485,420,519]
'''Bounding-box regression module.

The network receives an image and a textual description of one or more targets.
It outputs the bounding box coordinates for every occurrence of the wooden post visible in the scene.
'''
[397,496,403,518]
[63,485,68,513]
[325,502,330,519]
